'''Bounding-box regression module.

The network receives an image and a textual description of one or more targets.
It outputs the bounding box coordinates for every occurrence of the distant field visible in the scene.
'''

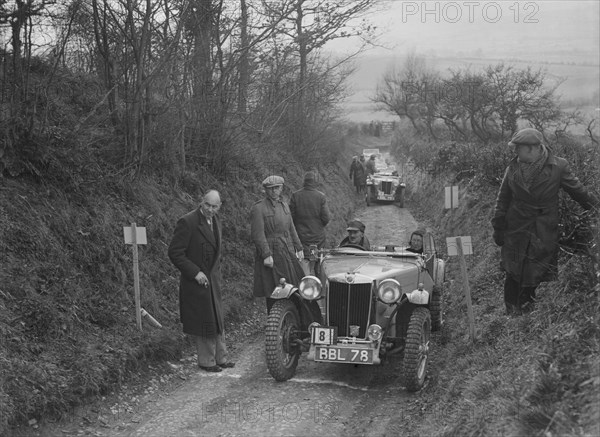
[342,55,600,125]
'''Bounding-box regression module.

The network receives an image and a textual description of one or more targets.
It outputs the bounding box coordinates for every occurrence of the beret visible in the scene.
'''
[508,128,543,147]
[346,219,366,232]
[262,175,284,187]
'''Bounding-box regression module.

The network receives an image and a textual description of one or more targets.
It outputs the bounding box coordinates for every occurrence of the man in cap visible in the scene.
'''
[168,190,235,372]
[492,128,598,315]
[290,171,331,275]
[349,156,365,194]
[251,175,305,313]
[339,219,371,250]
[366,154,377,176]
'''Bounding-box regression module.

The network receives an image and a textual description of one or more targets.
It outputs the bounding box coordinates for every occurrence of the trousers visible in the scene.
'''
[504,274,537,306]
[191,333,228,367]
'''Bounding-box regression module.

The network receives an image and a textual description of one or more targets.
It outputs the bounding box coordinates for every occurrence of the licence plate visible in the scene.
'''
[312,326,337,345]
[315,346,374,364]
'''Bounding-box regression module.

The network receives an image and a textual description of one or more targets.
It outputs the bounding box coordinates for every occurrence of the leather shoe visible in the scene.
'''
[217,362,236,369]
[199,365,222,372]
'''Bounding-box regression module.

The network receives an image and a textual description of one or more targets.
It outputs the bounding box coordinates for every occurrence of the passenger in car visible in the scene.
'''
[406,229,425,254]
[339,219,371,250]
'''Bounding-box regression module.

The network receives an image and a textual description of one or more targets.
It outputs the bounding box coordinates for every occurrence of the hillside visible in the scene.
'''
[1,131,394,434]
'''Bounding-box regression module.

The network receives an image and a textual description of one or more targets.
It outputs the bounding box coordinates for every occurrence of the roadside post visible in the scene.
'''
[123,223,147,330]
[446,236,476,342]
[445,185,459,210]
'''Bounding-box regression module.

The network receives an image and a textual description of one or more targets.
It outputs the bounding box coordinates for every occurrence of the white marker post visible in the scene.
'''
[446,236,476,342]
[123,223,147,330]
[445,186,459,209]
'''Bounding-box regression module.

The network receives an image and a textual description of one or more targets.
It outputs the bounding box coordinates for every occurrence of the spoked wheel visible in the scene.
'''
[403,307,431,392]
[265,300,301,381]
[430,285,444,332]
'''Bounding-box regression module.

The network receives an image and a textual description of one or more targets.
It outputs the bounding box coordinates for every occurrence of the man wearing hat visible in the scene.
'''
[290,171,331,275]
[339,219,371,250]
[366,154,377,176]
[492,128,598,315]
[251,175,305,312]
[349,156,366,194]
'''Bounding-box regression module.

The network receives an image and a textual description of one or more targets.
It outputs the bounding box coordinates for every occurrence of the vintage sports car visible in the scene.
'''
[366,170,406,207]
[264,234,445,391]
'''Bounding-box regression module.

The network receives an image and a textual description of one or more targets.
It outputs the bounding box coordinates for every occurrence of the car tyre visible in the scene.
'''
[265,300,301,382]
[430,285,443,331]
[403,307,431,392]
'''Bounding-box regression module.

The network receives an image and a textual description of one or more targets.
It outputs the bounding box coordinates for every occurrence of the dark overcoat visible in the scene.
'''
[250,197,304,297]
[289,181,331,250]
[168,208,223,337]
[492,152,596,287]
[350,161,366,188]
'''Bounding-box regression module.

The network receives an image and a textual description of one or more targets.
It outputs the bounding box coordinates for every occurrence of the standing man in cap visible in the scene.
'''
[492,128,598,315]
[168,190,235,372]
[251,175,305,313]
[339,219,371,250]
[290,171,331,275]
[366,154,377,176]
[349,156,365,194]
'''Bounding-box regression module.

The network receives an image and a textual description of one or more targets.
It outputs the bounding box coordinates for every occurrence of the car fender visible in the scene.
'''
[404,288,430,305]
[270,283,298,300]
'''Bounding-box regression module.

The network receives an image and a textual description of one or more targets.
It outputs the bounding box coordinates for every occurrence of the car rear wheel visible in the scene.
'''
[430,285,443,331]
[265,300,301,381]
[403,307,431,392]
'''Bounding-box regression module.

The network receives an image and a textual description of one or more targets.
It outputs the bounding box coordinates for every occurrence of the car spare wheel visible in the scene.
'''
[403,307,431,392]
[265,300,301,381]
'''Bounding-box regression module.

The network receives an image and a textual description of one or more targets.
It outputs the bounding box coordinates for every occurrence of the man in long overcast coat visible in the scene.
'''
[168,190,234,372]
[491,128,597,315]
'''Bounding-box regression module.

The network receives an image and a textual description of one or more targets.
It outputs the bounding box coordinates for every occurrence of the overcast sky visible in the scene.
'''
[327,1,600,121]
[329,0,600,62]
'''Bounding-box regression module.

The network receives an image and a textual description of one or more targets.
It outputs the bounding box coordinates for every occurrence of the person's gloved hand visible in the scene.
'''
[263,256,274,268]
[296,250,304,261]
[493,230,504,246]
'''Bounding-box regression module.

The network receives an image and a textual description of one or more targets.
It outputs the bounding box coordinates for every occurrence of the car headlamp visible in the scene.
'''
[377,279,402,304]
[368,324,383,341]
[298,276,322,300]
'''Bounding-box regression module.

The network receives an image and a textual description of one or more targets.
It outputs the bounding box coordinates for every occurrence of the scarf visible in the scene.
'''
[516,144,548,190]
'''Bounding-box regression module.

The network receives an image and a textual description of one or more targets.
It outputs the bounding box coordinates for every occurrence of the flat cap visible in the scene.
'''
[347,219,366,233]
[262,175,284,187]
[508,128,543,147]
[303,171,316,182]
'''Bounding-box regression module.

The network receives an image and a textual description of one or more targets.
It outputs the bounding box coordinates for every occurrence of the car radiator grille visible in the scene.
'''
[327,282,372,338]
[381,181,393,194]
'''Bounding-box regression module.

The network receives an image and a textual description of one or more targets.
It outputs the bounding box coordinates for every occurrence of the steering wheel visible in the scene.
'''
[339,244,367,251]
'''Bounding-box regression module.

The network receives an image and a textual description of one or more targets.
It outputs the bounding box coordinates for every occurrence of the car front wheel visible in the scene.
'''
[403,307,431,392]
[265,300,301,381]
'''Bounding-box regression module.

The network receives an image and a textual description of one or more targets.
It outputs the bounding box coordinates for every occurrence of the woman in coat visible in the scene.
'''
[250,175,305,313]
[491,128,597,315]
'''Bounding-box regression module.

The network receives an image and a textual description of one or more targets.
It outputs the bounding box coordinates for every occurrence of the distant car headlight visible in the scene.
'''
[377,279,402,304]
[368,324,383,341]
[299,276,322,300]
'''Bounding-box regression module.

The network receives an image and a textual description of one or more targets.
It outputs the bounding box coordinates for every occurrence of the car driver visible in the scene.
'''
[339,219,371,250]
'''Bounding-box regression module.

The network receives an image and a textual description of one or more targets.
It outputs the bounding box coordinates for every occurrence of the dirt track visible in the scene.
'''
[28,201,431,437]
